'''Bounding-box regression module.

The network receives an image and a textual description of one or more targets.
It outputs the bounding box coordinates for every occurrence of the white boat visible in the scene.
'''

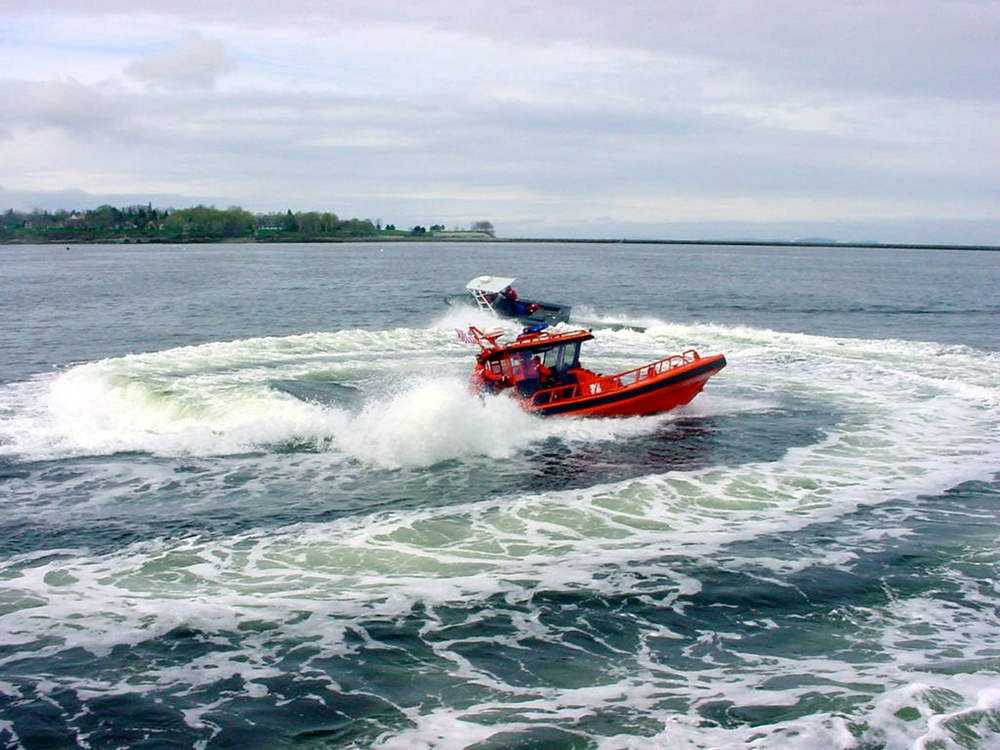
[444,275,572,326]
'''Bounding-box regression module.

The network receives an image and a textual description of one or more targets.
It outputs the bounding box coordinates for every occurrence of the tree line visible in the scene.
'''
[0,205,493,243]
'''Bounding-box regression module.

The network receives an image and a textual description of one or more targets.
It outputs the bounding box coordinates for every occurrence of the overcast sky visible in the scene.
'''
[1,0,997,244]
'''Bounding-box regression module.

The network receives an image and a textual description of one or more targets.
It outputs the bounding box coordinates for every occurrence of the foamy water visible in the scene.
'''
[1,242,998,749]
[2,315,998,748]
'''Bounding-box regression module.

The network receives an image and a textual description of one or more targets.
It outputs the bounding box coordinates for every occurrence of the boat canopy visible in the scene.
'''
[475,327,594,360]
[465,275,516,293]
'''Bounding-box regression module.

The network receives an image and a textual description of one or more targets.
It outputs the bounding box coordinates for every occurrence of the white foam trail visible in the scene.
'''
[0,325,720,464]
[1,322,998,748]
[569,303,664,331]
[342,375,544,468]
[1,322,996,494]
[431,304,511,332]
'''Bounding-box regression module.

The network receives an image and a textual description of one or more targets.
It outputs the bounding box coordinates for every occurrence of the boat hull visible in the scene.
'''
[526,354,727,418]
[444,294,571,326]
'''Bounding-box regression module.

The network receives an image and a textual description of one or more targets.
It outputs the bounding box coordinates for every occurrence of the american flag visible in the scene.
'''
[455,328,477,344]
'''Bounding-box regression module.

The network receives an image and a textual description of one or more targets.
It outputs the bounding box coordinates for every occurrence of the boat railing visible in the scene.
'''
[530,349,702,404]
[608,349,702,388]
[534,382,581,403]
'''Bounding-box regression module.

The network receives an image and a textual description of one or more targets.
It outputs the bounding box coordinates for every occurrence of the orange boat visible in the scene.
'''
[461,325,726,417]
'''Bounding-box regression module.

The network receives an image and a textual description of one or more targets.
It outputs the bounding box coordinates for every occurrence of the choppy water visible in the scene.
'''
[0,242,998,749]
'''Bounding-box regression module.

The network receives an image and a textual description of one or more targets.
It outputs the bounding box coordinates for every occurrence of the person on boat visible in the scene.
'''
[474,364,507,394]
[497,285,520,315]
[532,356,556,387]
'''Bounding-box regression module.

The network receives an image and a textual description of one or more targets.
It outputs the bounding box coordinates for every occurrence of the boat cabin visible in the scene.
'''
[472,326,594,397]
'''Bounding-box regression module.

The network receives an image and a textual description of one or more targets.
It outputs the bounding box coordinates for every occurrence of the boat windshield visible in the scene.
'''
[483,338,585,386]
[534,340,582,374]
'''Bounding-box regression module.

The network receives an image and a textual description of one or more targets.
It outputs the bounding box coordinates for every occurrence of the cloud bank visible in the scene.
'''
[1,1,997,244]
[125,31,234,90]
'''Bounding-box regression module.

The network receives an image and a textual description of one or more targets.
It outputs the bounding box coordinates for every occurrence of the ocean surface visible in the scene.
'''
[0,241,997,750]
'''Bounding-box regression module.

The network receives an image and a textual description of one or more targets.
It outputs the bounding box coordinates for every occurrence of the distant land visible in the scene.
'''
[2,204,996,251]
[501,238,999,251]
[0,205,499,244]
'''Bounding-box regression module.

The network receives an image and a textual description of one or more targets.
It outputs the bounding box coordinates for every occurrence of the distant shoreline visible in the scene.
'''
[500,237,1000,252]
[5,205,995,251]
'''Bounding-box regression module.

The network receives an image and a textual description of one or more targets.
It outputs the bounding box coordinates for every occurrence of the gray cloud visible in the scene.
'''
[1,79,123,134]
[0,1,997,244]
[125,31,234,91]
